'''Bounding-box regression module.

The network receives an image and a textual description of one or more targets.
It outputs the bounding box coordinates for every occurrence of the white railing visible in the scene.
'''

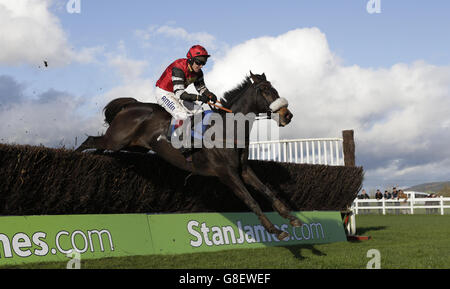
[351,197,450,215]
[249,138,344,165]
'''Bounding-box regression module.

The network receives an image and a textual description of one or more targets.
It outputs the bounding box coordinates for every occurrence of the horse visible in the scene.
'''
[75,72,301,241]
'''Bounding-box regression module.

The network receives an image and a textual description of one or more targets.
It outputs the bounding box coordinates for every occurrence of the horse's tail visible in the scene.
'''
[103,97,139,125]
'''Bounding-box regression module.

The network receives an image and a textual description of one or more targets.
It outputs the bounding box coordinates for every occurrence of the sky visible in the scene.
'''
[0,0,449,193]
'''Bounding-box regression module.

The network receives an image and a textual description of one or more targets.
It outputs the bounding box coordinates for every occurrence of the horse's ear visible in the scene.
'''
[249,71,257,83]
[262,73,266,80]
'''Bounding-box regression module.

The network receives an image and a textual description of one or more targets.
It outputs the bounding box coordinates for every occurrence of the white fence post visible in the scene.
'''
[382,199,386,215]
[441,196,444,215]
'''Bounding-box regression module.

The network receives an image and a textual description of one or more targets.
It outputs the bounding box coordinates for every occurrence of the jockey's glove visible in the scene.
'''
[205,92,218,103]
[180,92,199,102]
[197,94,210,103]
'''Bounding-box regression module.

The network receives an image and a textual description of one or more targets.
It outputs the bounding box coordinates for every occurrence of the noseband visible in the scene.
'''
[252,81,289,118]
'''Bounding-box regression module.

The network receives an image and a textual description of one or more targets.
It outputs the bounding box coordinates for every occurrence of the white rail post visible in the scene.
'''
[410,195,414,215]
[335,141,340,165]
[294,141,298,163]
[312,141,316,164]
[329,141,334,165]
[271,143,275,161]
[317,140,322,164]
[306,141,310,163]
[300,141,304,163]
[277,142,281,162]
[289,142,293,162]
[441,196,444,215]
[382,199,386,215]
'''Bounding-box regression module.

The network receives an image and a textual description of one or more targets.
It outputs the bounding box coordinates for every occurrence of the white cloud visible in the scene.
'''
[135,25,218,50]
[107,54,149,83]
[0,0,100,66]
[205,27,450,187]
[0,79,101,148]
[92,42,155,106]
[92,78,156,109]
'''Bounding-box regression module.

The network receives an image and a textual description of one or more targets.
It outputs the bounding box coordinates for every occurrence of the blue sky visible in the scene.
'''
[54,0,449,66]
[4,0,450,99]
[1,0,449,192]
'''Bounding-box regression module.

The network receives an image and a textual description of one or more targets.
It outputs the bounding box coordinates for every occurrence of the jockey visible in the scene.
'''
[155,45,218,129]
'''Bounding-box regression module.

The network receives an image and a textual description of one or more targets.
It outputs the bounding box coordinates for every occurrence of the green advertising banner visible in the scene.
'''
[148,211,347,255]
[0,214,152,265]
[0,211,346,266]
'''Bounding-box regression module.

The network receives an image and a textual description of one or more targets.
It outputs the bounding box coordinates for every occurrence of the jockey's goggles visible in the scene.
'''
[193,57,207,66]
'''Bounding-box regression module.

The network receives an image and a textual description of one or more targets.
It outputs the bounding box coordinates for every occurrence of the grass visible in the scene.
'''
[3,215,450,269]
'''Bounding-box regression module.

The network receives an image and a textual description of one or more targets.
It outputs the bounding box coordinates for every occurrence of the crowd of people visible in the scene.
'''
[358,187,407,200]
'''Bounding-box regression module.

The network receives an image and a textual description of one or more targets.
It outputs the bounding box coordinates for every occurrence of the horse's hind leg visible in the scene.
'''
[219,170,289,241]
[75,136,106,152]
[241,166,302,227]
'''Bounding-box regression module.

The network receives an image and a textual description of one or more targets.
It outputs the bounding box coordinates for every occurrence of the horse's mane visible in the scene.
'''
[220,76,252,109]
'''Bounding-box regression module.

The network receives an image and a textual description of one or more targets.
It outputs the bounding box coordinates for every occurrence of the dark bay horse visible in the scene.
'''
[76,72,301,240]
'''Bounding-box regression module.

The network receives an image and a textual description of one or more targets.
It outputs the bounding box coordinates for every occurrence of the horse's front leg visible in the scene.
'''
[218,169,289,241]
[241,166,302,227]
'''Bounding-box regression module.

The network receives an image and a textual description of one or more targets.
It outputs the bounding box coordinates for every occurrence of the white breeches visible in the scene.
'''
[155,87,193,121]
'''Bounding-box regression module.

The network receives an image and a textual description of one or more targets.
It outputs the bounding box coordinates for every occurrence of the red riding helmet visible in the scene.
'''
[187,45,210,60]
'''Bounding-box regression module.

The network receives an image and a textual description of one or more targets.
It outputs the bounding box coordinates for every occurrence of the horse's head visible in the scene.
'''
[249,71,293,127]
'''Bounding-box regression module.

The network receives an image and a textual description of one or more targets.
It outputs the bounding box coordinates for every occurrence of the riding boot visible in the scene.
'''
[180,116,204,158]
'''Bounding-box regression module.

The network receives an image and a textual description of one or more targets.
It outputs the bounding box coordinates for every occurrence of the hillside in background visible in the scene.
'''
[406,181,450,196]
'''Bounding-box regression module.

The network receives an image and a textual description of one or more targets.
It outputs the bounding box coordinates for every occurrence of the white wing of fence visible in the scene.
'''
[249,138,344,165]
[351,197,450,215]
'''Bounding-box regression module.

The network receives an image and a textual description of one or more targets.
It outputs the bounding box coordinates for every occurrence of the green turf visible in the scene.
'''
[2,215,450,269]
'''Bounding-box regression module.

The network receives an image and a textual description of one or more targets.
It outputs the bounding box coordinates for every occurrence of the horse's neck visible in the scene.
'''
[225,87,260,145]
[228,87,258,115]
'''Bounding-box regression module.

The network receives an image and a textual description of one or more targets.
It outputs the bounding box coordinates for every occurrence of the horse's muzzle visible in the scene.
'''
[278,107,293,127]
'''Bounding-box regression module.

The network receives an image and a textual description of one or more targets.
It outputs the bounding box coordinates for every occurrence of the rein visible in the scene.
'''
[252,80,288,120]
[207,100,233,113]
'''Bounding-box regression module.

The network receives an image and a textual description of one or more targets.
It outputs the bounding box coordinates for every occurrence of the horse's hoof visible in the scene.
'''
[277,231,290,241]
[290,218,302,227]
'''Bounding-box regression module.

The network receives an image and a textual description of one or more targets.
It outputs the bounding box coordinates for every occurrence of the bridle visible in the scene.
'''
[252,80,289,120]
[205,78,289,119]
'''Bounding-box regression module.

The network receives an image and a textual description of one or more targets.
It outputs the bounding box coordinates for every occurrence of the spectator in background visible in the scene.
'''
[375,189,383,200]
[361,189,370,199]
[384,190,392,199]
[392,187,400,214]
[392,187,398,199]
[358,189,370,214]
